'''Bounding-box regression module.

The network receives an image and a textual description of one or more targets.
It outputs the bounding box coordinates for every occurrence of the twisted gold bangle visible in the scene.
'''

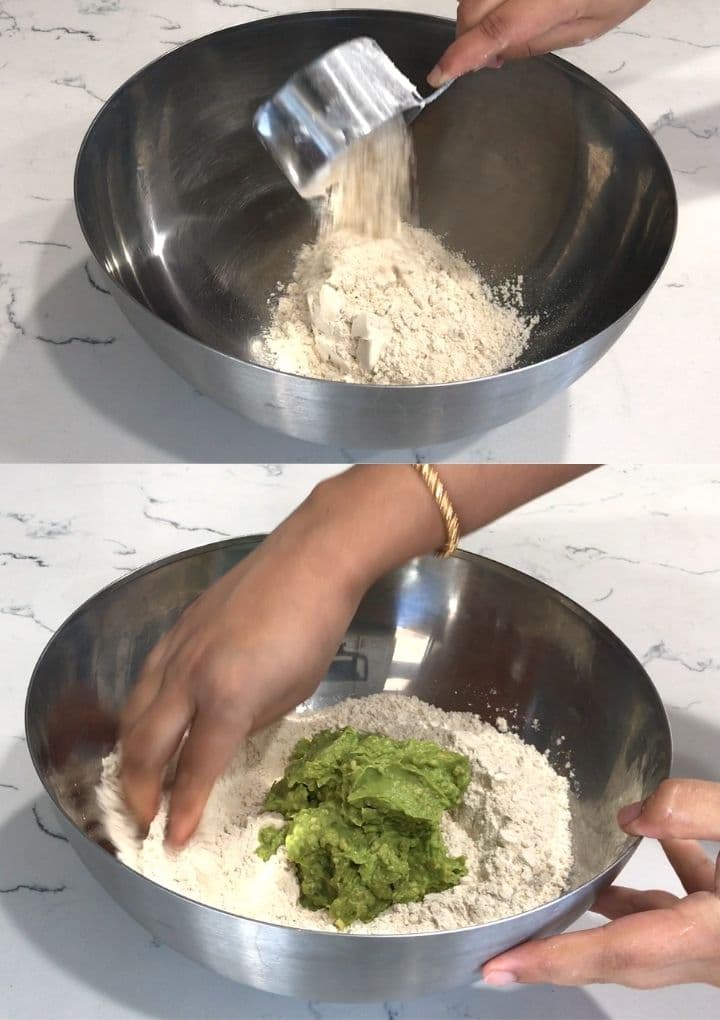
[412,464,460,558]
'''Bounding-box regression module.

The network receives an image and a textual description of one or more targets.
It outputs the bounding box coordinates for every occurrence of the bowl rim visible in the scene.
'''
[73,9,679,394]
[25,533,673,941]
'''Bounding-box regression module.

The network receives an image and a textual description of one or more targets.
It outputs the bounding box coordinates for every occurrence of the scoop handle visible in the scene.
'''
[425,78,456,105]
[405,78,455,124]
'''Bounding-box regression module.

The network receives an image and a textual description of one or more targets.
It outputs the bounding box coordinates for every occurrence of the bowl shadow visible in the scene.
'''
[1,206,571,463]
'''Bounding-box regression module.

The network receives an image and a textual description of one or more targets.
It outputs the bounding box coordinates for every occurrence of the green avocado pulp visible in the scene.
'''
[256,727,471,929]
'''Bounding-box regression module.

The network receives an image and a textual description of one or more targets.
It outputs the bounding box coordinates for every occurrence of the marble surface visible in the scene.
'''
[1,463,719,1017]
[1,0,719,463]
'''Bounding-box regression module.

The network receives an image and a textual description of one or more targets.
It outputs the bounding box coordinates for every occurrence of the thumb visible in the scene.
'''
[618,779,720,841]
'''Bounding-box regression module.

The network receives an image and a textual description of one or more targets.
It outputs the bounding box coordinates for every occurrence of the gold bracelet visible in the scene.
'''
[412,464,460,558]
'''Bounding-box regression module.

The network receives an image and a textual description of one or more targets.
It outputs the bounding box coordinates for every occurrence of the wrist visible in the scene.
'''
[296,467,446,598]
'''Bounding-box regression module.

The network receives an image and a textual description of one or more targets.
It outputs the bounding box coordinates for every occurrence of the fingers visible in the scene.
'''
[120,638,169,732]
[593,885,679,920]
[619,779,720,841]
[166,706,251,849]
[483,906,696,988]
[662,838,718,895]
[120,680,194,832]
[431,0,580,83]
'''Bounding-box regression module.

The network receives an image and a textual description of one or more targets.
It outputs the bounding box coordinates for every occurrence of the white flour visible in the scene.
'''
[257,120,536,385]
[99,695,572,934]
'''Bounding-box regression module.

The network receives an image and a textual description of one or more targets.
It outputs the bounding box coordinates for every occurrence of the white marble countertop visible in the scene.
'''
[1,463,719,1017]
[1,0,719,463]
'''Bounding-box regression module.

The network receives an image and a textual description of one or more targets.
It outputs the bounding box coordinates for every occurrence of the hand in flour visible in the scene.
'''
[483,779,720,989]
[120,465,593,847]
[119,502,366,849]
[429,1,652,85]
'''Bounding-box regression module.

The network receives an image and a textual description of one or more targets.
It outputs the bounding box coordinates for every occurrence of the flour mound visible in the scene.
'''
[99,694,573,934]
[261,226,535,384]
[256,117,536,385]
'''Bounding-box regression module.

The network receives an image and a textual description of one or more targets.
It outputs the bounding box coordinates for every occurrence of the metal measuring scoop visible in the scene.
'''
[253,37,453,199]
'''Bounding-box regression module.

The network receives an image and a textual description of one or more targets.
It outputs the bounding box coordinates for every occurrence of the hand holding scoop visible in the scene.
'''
[253,37,453,199]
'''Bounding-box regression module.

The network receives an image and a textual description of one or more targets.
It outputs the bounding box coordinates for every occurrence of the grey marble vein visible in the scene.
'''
[5,286,25,336]
[1,511,72,538]
[0,6,18,35]
[673,164,708,176]
[614,28,720,49]
[565,545,639,566]
[84,261,111,294]
[213,1,271,11]
[32,804,68,842]
[1,511,31,524]
[0,551,48,567]
[667,699,703,712]
[152,14,181,31]
[19,240,72,249]
[642,640,718,674]
[36,333,116,346]
[31,25,99,42]
[566,545,720,576]
[52,74,105,103]
[0,883,66,894]
[0,783,19,790]
[105,538,137,556]
[522,492,624,515]
[141,506,230,537]
[652,110,719,140]
[0,605,54,632]
[27,519,73,539]
[79,0,120,13]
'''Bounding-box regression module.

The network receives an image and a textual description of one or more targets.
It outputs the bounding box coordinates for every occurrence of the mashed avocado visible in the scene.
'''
[256,727,471,928]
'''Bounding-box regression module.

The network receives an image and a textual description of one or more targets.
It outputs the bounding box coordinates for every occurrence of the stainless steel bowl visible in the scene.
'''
[26,537,671,1001]
[74,11,676,450]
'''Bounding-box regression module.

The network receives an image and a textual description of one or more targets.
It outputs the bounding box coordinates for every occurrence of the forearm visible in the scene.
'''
[272,464,598,598]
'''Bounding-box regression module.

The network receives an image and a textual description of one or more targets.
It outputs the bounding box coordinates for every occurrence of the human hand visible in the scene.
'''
[118,464,593,849]
[483,779,720,989]
[119,502,365,849]
[429,1,651,85]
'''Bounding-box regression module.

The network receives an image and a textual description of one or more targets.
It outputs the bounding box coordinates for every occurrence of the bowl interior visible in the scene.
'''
[76,11,676,373]
[27,537,671,902]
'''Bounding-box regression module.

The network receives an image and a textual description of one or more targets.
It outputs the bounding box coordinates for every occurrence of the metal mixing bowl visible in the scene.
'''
[26,537,671,1001]
[74,11,676,449]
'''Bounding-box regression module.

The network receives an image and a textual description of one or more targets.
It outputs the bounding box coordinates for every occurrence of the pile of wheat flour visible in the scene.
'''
[256,119,536,385]
[98,694,573,934]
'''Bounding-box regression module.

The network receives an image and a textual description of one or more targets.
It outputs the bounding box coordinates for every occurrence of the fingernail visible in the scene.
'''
[427,65,448,88]
[618,800,644,826]
[484,970,517,987]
